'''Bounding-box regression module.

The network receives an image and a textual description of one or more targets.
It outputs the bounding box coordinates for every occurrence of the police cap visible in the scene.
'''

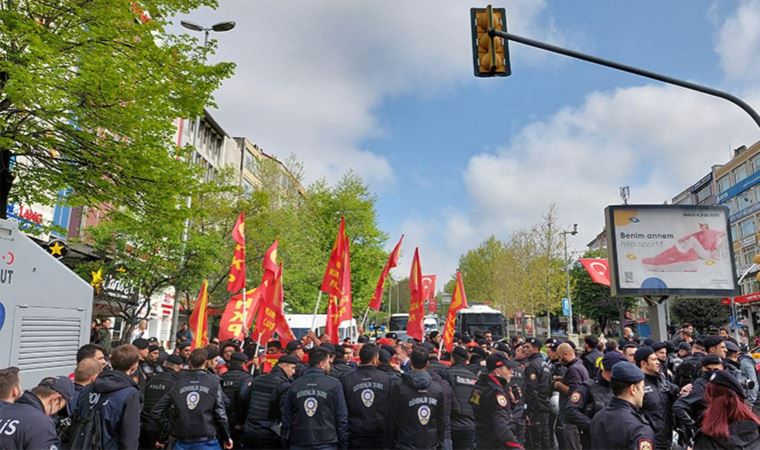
[610,361,644,383]
[634,346,654,363]
[651,342,667,352]
[231,352,247,363]
[132,338,149,350]
[39,376,74,402]
[601,351,627,371]
[148,344,160,353]
[724,340,740,353]
[708,370,746,398]
[166,355,184,365]
[278,354,300,365]
[703,335,723,351]
[486,353,519,372]
[525,337,543,349]
[701,355,723,367]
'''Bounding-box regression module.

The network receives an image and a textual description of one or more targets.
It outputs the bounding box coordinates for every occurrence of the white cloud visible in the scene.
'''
[715,0,760,81]
[462,84,759,260]
[175,0,567,187]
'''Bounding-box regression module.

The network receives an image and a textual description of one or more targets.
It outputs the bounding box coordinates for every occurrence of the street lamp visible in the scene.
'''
[181,20,237,47]
[562,224,578,336]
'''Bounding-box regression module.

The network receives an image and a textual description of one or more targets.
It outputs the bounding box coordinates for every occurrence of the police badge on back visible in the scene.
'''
[304,397,319,417]
[186,392,200,410]
[361,389,375,407]
[417,405,431,425]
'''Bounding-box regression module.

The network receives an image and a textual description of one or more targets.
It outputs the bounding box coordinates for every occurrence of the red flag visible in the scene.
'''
[218,286,262,342]
[326,241,353,344]
[227,213,246,293]
[321,217,347,298]
[275,310,296,345]
[188,280,209,349]
[254,263,284,345]
[579,259,611,286]
[407,248,424,341]
[262,240,279,286]
[443,272,468,352]
[369,235,404,310]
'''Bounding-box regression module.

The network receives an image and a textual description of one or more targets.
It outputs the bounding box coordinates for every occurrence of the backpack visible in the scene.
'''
[69,391,109,450]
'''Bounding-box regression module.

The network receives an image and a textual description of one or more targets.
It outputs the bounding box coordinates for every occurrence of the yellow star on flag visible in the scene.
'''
[49,241,64,256]
[90,269,103,288]
[231,257,243,270]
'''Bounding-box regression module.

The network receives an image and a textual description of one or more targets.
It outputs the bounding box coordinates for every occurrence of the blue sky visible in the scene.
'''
[179,0,760,285]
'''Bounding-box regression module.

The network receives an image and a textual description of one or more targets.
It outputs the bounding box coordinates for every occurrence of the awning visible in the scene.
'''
[721,291,760,305]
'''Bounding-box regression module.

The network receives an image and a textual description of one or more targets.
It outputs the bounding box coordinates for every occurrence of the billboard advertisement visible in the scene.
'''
[605,205,738,297]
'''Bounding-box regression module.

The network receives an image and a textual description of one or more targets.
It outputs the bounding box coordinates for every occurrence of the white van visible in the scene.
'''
[285,314,358,341]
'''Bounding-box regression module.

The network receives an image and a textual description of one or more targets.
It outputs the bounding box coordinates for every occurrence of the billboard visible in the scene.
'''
[605,205,738,297]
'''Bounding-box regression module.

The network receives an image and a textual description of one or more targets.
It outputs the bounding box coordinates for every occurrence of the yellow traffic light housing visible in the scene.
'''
[470,6,511,77]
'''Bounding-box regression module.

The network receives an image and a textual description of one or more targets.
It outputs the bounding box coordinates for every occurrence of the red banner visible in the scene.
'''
[443,272,468,352]
[188,280,209,350]
[326,241,352,343]
[579,258,611,286]
[369,235,404,310]
[227,213,246,293]
[321,217,347,298]
[255,263,283,345]
[218,286,262,342]
[407,248,424,341]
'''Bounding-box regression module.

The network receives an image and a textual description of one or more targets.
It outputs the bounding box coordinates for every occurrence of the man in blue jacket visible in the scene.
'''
[73,343,141,450]
[0,375,73,450]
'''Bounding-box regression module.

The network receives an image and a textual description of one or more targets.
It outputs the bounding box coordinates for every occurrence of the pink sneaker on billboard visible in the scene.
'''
[642,246,700,272]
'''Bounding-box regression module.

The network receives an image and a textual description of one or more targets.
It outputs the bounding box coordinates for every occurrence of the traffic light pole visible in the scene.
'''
[490,29,760,130]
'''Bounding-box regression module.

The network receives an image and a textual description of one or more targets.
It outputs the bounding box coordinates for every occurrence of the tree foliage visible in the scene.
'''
[670,298,728,332]
[0,0,234,217]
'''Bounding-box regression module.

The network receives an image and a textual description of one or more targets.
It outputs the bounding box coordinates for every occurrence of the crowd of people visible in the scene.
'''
[0,321,759,450]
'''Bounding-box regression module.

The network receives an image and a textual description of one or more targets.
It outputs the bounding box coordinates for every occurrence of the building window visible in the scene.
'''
[752,154,760,173]
[696,185,712,203]
[243,180,254,197]
[244,151,258,174]
[734,164,749,183]
[741,218,756,238]
[731,225,738,243]
[718,175,732,194]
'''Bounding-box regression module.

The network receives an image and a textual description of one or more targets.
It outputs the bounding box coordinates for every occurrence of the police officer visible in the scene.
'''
[470,352,523,449]
[446,347,478,450]
[241,354,298,449]
[385,348,451,450]
[547,340,566,448]
[220,351,254,444]
[0,376,73,450]
[590,362,655,450]
[581,336,603,379]
[281,347,349,450]
[140,354,182,449]
[340,343,393,449]
[674,337,706,387]
[634,346,680,450]
[523,337,553,450]
[565,351,626,448]
[153,348,233,449]
[555,342,589,450]
[140,344,165,379]
[672,355,723,446]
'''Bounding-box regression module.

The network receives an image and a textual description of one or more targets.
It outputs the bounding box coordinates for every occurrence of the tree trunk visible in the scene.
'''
[0,149,13,220]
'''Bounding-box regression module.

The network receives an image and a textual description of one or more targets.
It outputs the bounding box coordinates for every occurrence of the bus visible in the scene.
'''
[389,314,408,333]
[456,304,507,338]
[285,314,358,341]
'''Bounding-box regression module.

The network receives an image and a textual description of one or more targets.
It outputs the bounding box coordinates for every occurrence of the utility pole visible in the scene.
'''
[562,224,578,335]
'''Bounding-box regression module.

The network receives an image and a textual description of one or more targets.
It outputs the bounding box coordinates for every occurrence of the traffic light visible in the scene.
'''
[470,6,511,77]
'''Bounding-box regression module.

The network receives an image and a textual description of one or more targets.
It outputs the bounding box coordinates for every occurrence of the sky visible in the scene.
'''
[175,0,760,290]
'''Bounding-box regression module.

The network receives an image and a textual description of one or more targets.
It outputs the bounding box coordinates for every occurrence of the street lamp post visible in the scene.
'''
[562,224,578,336]
[169,19,236,347]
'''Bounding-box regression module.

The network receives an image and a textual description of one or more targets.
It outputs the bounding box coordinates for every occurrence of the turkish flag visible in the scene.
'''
[579,259,611,286]
[421,275,437,313]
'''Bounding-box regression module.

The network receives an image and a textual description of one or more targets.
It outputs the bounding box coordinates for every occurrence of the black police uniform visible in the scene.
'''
[582,349,603,379]
[590,397,655,450]
[694,420,760,449]
[385,370,450,450]
[524,352,553,449]
[565,376,613,447]
[281,367,349,450]
[341,365,393,449]
[641,372,679,450]
[446,362,478,450]
[549,356,567,448]
[140,370,179,448]
[220,367,254,437]
[152,369,232,445]
[560,358,590,450]
[672,374,710,445]
[330,358,356,380]
[470,373,522,449]
[242,365,292,448]
[140,359,164,379]
[509,360,527,444]
[674,352,704,387]
[0,391,59,450]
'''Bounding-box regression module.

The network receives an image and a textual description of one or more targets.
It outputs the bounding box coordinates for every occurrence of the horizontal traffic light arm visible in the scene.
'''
[489,28,760,131]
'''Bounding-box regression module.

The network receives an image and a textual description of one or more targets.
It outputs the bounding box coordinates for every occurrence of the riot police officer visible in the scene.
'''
[523,337,553,449]
[221,352,254,444]
[153,348,233,449]
[281,347,349,450]
[140,344,165,379]
[241,355,298,449]
[385,349,451,450]
[635,346,680,450]
[565,351,626,448]
[446,347,478,450]
[340,343,393,449]
[470,352,523,449]
[590,362,655,450]
[672,355,723,446]
[140,354,182,448]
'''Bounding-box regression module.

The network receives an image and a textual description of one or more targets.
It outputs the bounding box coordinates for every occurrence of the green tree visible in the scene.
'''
[0,0,234,218]
[457,235,508,305]
[670,298,728,332]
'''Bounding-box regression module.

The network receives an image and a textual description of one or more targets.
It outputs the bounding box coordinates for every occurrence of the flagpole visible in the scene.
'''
[360,307,370,331]
[311,291,323,331]
[437,327,444,360]
[241,286,247,338]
